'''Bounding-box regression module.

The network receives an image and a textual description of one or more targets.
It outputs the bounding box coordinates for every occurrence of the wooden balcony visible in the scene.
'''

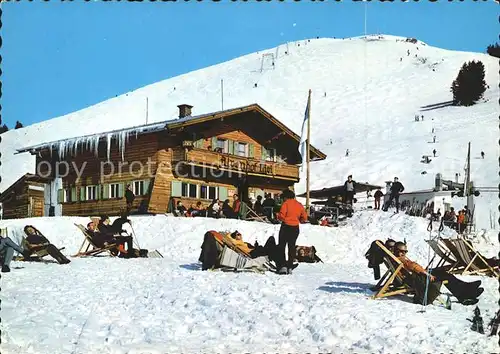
[171,147,299,181]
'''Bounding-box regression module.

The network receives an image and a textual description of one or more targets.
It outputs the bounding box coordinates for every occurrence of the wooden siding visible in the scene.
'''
[35,134,160,216]
[0,181,45,219]
[148,148,238,213]
[172,147,299,180]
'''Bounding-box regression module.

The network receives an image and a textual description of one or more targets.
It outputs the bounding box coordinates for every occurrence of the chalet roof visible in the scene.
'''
[16,103,326,161]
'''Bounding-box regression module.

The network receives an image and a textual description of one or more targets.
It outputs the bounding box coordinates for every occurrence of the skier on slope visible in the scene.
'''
[383,177,405,213]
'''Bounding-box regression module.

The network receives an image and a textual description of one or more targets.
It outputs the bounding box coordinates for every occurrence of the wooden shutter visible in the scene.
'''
[143,179,151,195]
[79,187,86,201]
[57,189,64,203]
[118,183,125,198]
[228,140,235,155]
[95,185,100,200]
[194,139,203,148]
[248,143,254,158]
[103,184,109,199]
[211,137,217,150]
[218,186,228,201]
[171,181,182,197]
[71,187,77,202]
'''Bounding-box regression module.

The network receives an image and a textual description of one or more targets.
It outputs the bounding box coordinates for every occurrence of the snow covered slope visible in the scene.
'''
[1,35,498,228]
[0,212,498,353]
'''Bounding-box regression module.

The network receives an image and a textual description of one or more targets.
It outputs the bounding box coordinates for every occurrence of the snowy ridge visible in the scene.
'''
[0,211,498,353]
[1,35,499,230]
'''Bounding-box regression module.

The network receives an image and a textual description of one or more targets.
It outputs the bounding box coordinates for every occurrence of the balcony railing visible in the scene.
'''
[171,147,299,180]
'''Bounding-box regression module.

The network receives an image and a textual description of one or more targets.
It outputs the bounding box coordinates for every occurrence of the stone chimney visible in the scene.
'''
[177,104,193,118]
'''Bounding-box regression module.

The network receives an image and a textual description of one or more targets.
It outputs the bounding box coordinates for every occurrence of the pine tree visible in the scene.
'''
[450,60,487,106]
[486,42,500,58]
[14,121,23,129]
[0,124,8,134]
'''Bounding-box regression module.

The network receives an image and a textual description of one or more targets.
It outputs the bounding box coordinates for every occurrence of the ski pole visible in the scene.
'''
[129,222,141,250]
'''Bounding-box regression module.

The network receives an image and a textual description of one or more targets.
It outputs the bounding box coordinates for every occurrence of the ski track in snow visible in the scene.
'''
[0,211,498,353]
[0,35,499,230]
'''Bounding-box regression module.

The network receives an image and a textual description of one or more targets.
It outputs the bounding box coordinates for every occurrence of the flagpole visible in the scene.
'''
[306,89,311,215]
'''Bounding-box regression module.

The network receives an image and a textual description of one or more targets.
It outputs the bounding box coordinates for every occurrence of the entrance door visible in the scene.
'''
[33,198,44,217]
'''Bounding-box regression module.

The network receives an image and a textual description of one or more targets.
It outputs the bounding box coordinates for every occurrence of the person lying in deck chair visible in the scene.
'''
[24,226,71,264]
[230,231,279,264]
[88,219,136,258]
[394,241,484,305]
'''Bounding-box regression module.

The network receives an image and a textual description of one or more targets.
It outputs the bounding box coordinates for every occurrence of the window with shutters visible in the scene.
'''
[86,185,97,201]
[133,180,144,196]
[236,142,247,157]
[109,183,120,198]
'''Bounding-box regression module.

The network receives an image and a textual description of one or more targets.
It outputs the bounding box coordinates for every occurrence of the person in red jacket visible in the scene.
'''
[276,189,308,274]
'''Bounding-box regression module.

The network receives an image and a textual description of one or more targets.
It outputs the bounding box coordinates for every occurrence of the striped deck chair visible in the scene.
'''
[219,246,271,273]
[372,241,414,299]
[208,231,274,272]
[441,238,499,278]
[425,239,461,272]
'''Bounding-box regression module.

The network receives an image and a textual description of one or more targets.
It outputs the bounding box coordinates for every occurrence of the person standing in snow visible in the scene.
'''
[125,184,135,214]
[345,149,349,157]
[480,151,485,159]
[432,149,436,157]
[343,175,356,205]
[276,189,307,275]
[374,188,384,210]
[383,177,404,213]
[433,136,436,143]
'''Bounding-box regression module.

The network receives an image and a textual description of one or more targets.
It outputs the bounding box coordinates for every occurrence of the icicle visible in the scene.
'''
[106,133,112,161]
[94,135,100,157]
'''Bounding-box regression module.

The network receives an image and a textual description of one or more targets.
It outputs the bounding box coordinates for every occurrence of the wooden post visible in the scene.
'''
[306,89,312,215]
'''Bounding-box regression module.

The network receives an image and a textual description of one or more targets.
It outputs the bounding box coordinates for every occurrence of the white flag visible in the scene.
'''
[298,96,310,171]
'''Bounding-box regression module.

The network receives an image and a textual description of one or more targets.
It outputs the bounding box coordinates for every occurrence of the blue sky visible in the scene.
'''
[1,1,496,128]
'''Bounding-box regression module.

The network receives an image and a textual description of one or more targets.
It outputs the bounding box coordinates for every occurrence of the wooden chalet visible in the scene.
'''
[17,104,326,216]
[0,173,49,219]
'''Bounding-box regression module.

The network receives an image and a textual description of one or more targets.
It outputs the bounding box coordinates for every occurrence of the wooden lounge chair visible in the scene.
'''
[372,241,414,299]
[72,223,118,257]
[19,225,69,264]
[239,202,271,223]
[440,238,499,278]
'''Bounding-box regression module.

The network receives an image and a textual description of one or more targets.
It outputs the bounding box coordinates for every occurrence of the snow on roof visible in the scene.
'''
[15,104,266,161]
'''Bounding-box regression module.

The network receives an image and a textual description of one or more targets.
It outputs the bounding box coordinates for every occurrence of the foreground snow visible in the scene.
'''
[0,211,498,353]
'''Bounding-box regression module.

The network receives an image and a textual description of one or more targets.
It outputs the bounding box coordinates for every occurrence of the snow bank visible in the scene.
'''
[0,211,498,353]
